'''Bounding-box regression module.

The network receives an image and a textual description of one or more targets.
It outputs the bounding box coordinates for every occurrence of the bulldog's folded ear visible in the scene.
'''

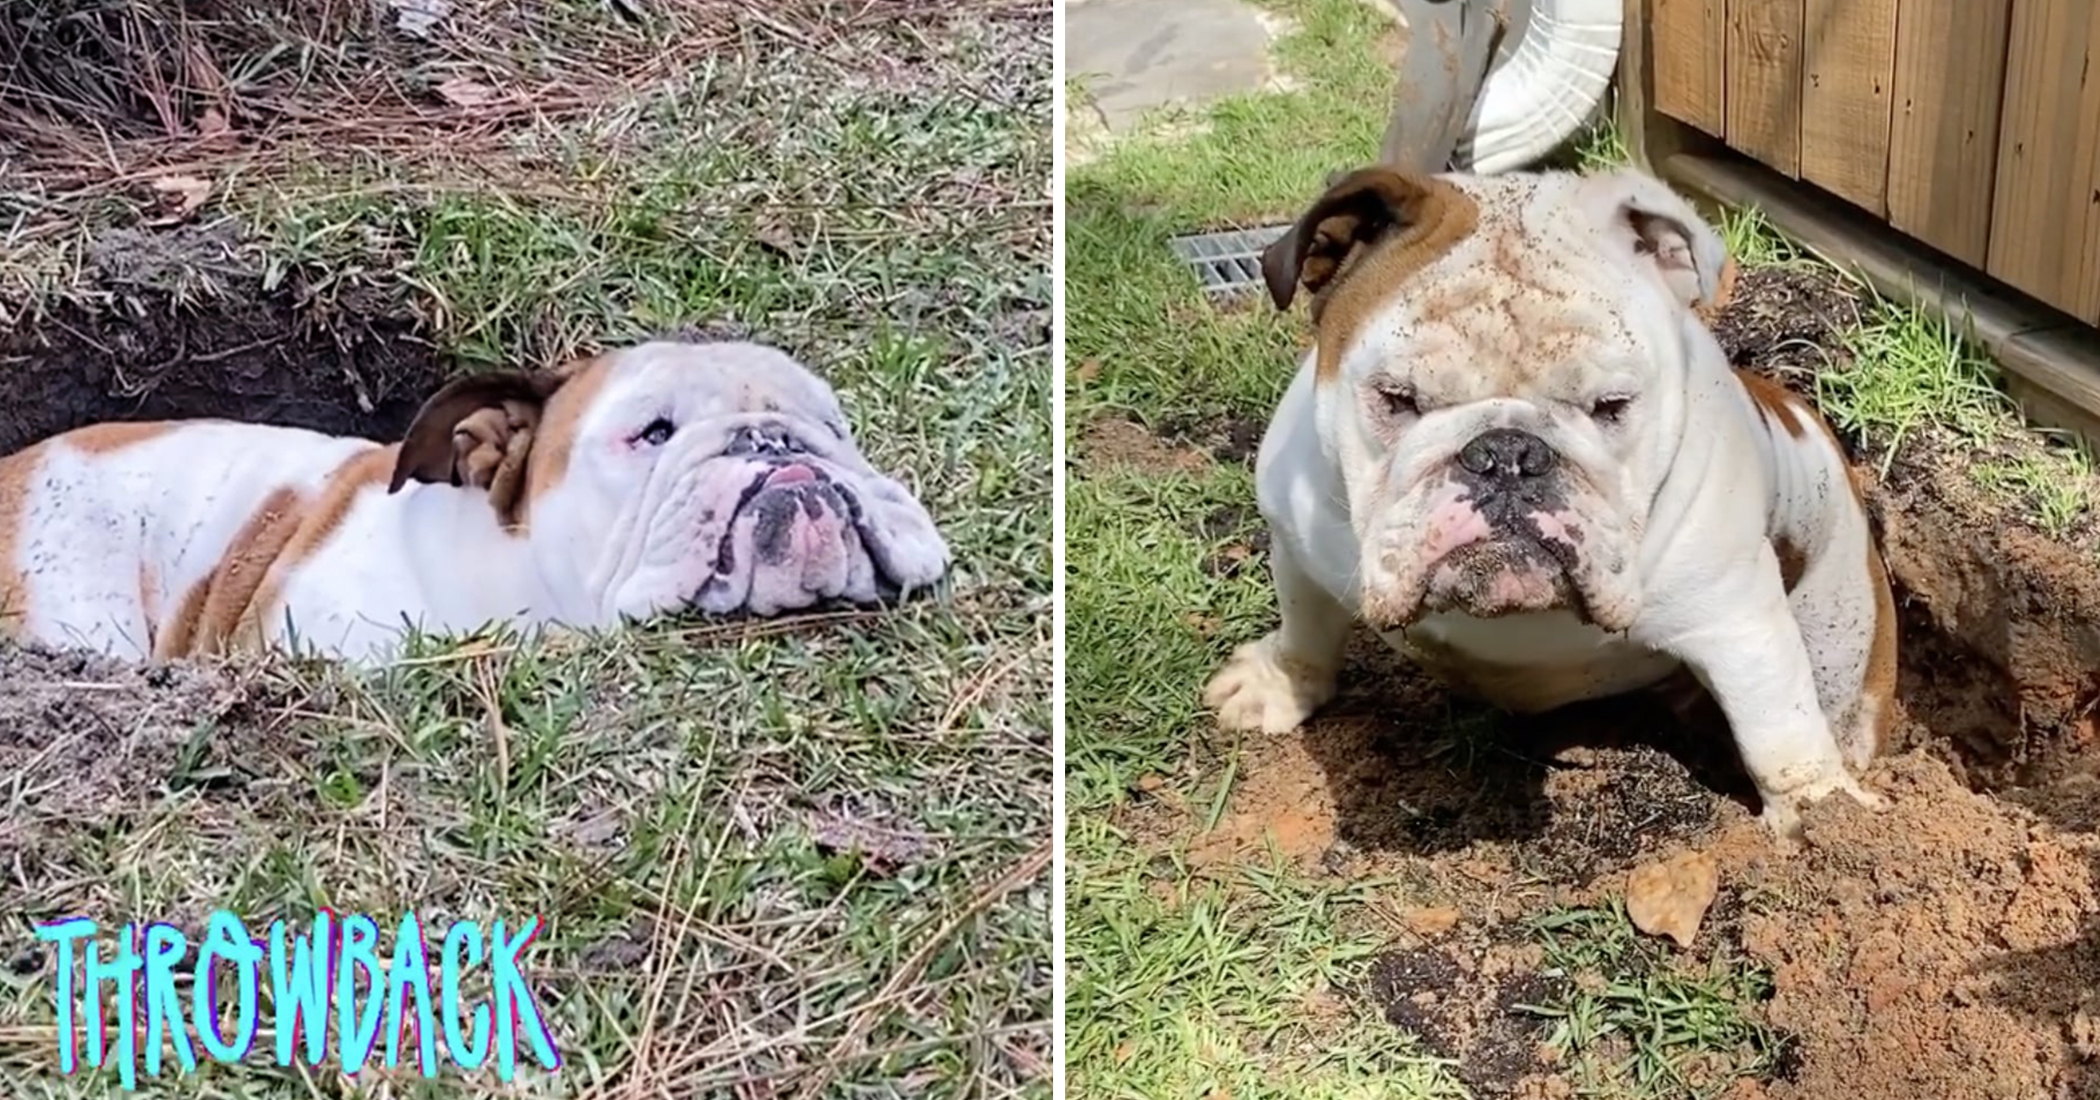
[1260,167,1466,315]
[1585,169,1735,315]
[389,370,569,523]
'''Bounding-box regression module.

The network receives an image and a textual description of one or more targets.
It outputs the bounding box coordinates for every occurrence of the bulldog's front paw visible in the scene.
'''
[1202,633,1338,734]
[1757,769,1886,841]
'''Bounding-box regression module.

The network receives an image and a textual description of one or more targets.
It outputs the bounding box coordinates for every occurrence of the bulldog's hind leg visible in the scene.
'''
[1651,543,1884,839]
[1203,537,1350,734]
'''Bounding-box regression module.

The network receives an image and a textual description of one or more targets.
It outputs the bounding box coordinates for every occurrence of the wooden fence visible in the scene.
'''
[1623,0,2100,441]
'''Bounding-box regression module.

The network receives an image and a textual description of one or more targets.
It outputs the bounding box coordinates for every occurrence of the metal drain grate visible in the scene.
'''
[1169,225,1290,297]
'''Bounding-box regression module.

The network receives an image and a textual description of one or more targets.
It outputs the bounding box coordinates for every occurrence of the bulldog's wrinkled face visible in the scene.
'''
[389,340,949,622]
[1259,166,1732,631]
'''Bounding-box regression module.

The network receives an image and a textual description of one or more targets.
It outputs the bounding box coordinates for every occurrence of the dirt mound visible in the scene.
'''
[1138,667,2100,1096]
[0,645,263,910]
[1696,754,2099,1098]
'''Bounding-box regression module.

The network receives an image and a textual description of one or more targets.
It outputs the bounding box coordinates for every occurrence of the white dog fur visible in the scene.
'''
[1202,165,1897,837]
[0,340,949,662]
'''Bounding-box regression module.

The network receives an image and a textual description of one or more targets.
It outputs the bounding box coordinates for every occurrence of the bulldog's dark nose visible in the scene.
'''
[1458,428,1555,481]
[727,424,807,458]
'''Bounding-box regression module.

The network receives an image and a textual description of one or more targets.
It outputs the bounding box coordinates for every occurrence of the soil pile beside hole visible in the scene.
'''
[0,646,264,913]
[1,225,444,455]
[1700,753,2100,1099]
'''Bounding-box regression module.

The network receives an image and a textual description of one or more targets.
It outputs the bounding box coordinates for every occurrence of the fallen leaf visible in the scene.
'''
[435,77,499,108]
[1626,850,1720,948]
[1075,359,1101,383]
[145,175,210,224]
[1135,774,1166,792]
[1183,611,1221,637]
[809,810,934,876]
[754,213,799,258]
[1399,905,1461,938]
[197,106,231,141]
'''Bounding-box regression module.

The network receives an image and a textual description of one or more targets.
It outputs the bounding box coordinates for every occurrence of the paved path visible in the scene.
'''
[1065,0,1281,133]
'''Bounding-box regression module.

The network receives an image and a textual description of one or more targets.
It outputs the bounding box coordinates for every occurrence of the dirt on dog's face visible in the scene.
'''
[392,340,949,621]
[1258,167,1732,631]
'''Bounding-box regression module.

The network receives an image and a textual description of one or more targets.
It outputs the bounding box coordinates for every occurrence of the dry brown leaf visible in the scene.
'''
[1626,850,1720,949]
[754,213,799,258]
[435,77,500,108]
[197,106,231,142]
[146,175,210,224]
[809,810,934,876]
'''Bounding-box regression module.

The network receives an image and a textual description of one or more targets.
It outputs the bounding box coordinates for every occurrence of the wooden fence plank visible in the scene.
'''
[1653,0,1726,135]
[1988,0,2100,320]
[1886,0,2013,268]
[1725,0,1804,176]
[1799,0,1898,214]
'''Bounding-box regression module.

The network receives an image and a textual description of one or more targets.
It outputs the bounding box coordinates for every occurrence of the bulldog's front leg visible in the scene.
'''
[1655,548,1885,839]
[1204,538,1351,734]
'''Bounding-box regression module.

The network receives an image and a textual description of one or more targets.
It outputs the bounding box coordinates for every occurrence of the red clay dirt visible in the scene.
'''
[1119,265,2100,1098]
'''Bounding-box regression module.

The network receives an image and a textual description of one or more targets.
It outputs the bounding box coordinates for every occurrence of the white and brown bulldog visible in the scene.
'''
[1202,165,1898,837]
[0,340,949,663]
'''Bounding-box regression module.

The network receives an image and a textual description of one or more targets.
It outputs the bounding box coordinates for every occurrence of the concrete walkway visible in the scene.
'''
[1065,0,1282,135]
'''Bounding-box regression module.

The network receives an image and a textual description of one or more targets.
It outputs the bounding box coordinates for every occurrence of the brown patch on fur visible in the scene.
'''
[0,443,41,637]
[525,353,615,511]
[62,421,180,455]
[1774,536,1808,593]
[1739,370,1866,504]
[158,578,211,659]
[139,560,161,653]
[157,487,307,659]
[1256,171,1478,383]
[154,444,397,658]
[1314,182,1480,382]
[452,402,541,531]
[236,446,398,648]
[1736,370,1807,438]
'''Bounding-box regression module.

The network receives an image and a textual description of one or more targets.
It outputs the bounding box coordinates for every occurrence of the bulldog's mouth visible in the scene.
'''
[1366,469,1596,628]
[693,458,904,613]
[1418,535,1580,619]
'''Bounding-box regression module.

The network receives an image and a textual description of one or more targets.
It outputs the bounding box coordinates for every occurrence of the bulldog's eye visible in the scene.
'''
[637,418,676,446]
[1590,396,1633,424]
[1375,383,1419,418]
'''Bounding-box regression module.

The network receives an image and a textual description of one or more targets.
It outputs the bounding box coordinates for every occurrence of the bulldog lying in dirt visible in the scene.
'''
[1203,165,1897,837]
[0,340,949,662]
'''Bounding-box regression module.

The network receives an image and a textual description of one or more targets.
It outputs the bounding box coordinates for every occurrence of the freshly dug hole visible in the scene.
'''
[1710,264,2100,790]
[1,225,446,455]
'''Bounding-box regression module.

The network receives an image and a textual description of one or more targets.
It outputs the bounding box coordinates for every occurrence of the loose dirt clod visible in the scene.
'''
[1626,849,1720,949]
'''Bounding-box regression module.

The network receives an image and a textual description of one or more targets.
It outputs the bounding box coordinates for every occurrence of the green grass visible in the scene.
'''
[1521,904,1793,1099]
[0,3,1051,1097]
[1066,833,1464,1099]
[1063,0,1479,1094]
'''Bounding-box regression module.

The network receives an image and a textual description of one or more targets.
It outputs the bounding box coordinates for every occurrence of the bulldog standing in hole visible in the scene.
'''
[0,340,949,662]
[1202,165,1897,838]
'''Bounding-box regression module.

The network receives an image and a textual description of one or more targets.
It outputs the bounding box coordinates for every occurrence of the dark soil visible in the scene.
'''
[0,224,446,456]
